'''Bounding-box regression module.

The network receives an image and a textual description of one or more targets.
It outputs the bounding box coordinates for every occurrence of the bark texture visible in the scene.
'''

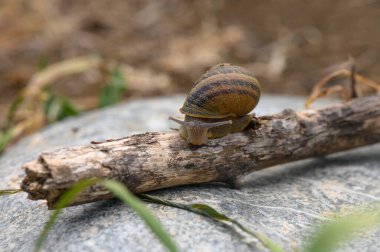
[21,95,380,208]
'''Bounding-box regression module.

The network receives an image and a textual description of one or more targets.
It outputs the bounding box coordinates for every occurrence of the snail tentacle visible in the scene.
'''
[169,117,232,145]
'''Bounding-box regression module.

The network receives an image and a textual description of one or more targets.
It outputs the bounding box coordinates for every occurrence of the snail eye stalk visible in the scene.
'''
[169,117,232,145]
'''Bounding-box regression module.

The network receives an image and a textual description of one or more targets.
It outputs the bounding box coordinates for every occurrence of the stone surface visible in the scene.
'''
[1,94,379,252]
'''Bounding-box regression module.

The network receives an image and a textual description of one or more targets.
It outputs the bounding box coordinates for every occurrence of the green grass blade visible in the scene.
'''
[191,204,230,221]
[102,181,178,252]
[6,93,24,126]
[191,204,284,252]
[99,68,127,107]
[35,179,178,252]
[35,178,99,252]
[56,96,80,121]
[0,189,23,195]
[140,194,285,252]
[306,206,380,252]
[0,128,16,153]
[253,232,286,252]
[44,89,79,123]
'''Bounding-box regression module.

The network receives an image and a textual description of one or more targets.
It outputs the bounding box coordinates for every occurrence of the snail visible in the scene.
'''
[169,63,261,145]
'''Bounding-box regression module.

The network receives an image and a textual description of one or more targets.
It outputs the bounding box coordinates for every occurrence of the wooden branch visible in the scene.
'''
[21,95,380,209]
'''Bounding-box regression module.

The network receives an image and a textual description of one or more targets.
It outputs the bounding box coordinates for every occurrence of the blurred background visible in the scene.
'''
[0,0,379,151]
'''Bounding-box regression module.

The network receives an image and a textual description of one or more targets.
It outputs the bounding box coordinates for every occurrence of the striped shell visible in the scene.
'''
[180,63,261,119]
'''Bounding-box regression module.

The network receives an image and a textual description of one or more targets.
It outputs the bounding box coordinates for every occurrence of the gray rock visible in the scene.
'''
[0,94,379,252]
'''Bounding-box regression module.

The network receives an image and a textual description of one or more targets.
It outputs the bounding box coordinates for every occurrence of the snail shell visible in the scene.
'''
[170,63,261,145]
[180,63,260,118]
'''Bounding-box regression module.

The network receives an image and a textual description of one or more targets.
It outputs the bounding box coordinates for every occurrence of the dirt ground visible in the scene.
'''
[0,0,379,125]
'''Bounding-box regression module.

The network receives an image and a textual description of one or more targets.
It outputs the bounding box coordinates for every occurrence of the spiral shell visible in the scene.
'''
[180,63,261,119]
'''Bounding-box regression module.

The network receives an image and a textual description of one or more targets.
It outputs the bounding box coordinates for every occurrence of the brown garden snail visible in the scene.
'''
[169,63,261,145]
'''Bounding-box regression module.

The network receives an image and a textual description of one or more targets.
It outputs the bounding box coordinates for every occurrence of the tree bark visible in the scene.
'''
[21,95,380,209]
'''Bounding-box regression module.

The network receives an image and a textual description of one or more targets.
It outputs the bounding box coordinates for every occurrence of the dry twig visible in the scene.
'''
[20,94,380,209]
[305,65,380,108]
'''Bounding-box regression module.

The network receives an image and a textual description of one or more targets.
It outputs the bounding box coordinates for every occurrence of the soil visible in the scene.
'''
[0,0,379,124]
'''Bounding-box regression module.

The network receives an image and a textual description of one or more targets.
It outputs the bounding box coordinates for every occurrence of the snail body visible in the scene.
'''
[170,63,261,145]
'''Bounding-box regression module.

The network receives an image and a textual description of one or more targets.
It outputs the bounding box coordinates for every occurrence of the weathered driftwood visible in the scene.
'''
[21,95,380,208]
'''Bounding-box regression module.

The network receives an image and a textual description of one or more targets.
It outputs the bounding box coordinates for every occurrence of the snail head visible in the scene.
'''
[169,117,232,145]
